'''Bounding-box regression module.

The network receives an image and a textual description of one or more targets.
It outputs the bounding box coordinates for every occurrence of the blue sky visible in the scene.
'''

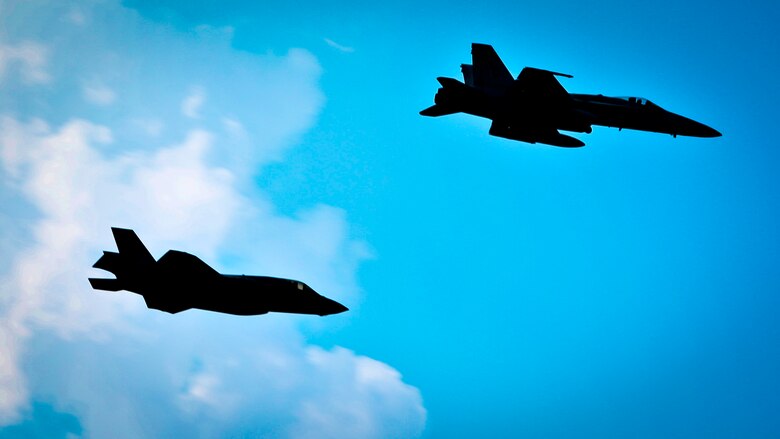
[2,0,779,437]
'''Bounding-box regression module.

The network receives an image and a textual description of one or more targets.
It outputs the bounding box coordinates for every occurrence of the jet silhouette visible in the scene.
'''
[89,228,348,316]
[421,43,721,147]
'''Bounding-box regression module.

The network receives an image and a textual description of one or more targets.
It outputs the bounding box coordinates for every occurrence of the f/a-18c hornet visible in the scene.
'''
[89,228,348,316]
[421,43,721,147]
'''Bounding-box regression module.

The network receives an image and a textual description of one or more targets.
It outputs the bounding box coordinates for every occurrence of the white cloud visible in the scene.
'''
[181,87,205,119]
[0,42,50,84]
[324,38,355,53]
[0,1,425,437]
[82,82,117,105]
[179,370,240,418]
[0,111,424,439]
[290,347,426,439]
[0,322,27,424]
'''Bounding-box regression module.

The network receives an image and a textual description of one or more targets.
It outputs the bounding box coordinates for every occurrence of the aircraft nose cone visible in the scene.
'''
[700,125,722,138]
[319,297,348,316]
[332,302,349,315]
[679,117,722,138]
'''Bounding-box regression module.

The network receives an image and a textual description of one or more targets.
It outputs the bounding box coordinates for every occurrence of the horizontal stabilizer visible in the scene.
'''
[421,77,468,116]
[93,251,121,273]
[89,278,123,291]
[420,104,459,117]
[437,76,466,89]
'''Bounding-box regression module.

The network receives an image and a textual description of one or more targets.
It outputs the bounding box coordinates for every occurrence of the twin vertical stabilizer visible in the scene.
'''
[88,227,155,291]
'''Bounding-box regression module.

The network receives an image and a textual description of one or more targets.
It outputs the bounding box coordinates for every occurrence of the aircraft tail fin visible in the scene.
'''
[461,64,474,86]
[111,227,155,266]
[90,228,156,292]
[470,43,513,91]
[90,228,194,314]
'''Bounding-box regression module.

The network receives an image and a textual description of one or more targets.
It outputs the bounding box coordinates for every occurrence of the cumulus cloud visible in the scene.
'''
[0,322,27,425]
[0,41,50,84]
[290,347,426,439]
[0,116,425,437]
[0,0,425,437]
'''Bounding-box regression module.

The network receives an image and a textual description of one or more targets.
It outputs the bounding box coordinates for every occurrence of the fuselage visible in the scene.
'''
[436,83,721,138]
[201,275,348,316]
[129,273,347,316]
[116,251,347,316]
[569,94,721,137]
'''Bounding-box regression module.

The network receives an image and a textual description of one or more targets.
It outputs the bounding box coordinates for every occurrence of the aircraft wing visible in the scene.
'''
[489,120,584,147]
[515,67,572,98]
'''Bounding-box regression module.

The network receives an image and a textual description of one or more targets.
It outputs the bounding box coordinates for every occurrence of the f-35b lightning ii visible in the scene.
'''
[89,228,348,316]
[421,43,721,147]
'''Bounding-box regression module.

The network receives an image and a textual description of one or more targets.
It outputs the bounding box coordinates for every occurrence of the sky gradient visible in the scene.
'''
[2,0,779,437]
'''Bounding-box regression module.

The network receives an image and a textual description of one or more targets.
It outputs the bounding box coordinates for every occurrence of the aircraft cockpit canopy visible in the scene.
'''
[619,96,655,107]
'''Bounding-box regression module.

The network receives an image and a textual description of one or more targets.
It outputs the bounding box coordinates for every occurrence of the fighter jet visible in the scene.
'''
[421,43,721,147]
[88,227,348,316]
